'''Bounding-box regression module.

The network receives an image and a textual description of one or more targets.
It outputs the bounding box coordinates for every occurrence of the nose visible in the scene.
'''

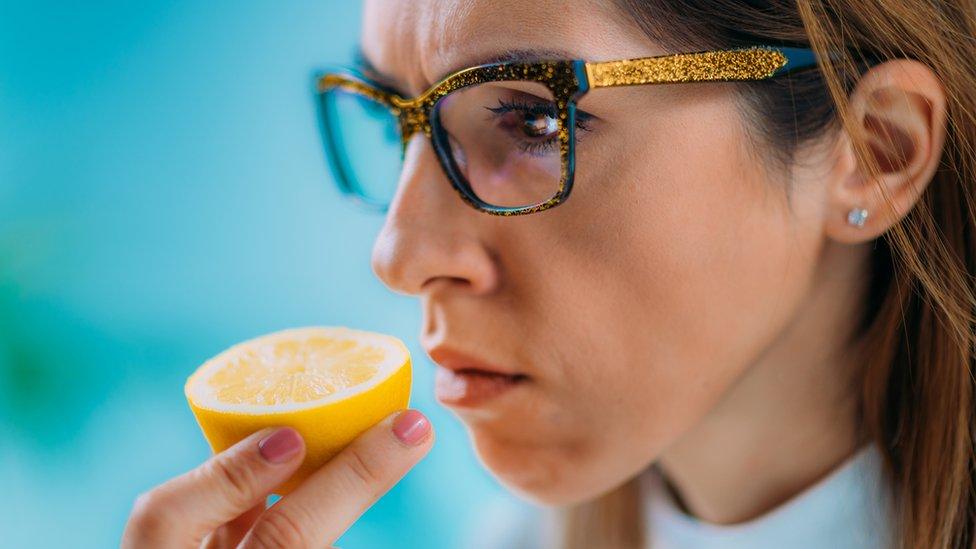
[370,136,499,296]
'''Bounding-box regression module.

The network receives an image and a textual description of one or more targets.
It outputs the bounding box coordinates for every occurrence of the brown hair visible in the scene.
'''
[559,1,976,547]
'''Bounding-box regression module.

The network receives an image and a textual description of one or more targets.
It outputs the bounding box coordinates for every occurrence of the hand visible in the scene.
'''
[121,409,434,548]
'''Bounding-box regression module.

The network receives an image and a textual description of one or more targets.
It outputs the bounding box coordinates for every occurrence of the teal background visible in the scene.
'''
[0,1,524,547]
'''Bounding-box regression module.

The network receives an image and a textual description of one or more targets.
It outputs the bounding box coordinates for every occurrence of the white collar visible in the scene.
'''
[640,442,897,549]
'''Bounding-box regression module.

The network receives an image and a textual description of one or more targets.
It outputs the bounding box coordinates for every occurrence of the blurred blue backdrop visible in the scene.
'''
[0,1,526,547]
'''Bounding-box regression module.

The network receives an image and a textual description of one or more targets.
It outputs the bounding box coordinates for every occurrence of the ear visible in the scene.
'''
[824,59,948,244]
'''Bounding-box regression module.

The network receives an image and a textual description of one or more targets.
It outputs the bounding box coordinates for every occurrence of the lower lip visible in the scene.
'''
[434,366,527,407]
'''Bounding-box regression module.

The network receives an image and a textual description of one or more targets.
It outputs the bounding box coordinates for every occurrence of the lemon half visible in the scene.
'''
[185,326,411,495]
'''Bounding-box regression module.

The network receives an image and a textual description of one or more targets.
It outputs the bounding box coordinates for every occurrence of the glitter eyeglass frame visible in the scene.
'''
[313,45,819,217]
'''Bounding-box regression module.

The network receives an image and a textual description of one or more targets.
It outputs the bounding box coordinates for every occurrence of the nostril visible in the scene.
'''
[420,276,472,292]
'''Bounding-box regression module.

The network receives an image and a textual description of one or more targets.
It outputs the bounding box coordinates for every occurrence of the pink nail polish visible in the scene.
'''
[392,409,431,446]
[258,428,303,463]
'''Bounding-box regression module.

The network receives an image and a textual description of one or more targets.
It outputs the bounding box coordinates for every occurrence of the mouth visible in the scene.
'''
[434,366,529,408]
[425,346,530,408]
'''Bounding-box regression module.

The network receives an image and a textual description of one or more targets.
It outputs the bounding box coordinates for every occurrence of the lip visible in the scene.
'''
[424,346,522,377]
[425,346,528,408]
[434,366,527,408]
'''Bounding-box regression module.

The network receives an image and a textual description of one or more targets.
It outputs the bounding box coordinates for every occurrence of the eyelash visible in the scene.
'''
[485,99,594,156]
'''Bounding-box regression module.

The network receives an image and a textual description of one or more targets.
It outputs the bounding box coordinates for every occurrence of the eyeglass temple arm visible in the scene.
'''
[583,46,820,88]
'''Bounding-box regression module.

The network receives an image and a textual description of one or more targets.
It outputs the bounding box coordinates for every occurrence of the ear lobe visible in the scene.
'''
[824,59,948,244]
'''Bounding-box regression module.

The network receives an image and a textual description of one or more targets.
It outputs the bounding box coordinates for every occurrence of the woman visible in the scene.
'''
[122,0,976,547]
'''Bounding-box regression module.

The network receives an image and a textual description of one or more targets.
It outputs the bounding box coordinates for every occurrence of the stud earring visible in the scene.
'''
[847,208,869,228]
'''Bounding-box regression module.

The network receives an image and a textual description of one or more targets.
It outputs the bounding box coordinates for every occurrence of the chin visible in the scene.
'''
[468,428,608,507]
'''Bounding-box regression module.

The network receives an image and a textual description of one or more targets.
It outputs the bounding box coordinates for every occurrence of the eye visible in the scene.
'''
[517,109,559,138]
[484,98,593,156]
[487,99,559,139]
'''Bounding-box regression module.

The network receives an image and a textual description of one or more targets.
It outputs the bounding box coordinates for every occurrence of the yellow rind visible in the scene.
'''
[184,330,412,496]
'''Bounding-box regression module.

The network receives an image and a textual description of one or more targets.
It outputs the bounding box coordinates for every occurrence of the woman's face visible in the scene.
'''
[363,0,831,505]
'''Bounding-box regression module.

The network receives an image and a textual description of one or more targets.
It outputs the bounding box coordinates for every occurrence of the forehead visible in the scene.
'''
[360,0,662,94]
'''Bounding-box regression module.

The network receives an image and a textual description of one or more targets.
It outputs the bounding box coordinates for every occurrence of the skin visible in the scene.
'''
[122,413,435,548]
[364,0,946,522]
[123,0,948,545]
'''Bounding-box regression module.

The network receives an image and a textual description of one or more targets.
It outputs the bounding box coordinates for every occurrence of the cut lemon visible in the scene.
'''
[185,326,411,495]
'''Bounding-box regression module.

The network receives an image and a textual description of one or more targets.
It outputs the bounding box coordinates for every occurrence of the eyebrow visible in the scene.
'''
[353,47,402,92]
[353,46,579,96]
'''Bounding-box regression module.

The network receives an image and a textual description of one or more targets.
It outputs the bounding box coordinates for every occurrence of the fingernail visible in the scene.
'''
[258,427,303,464]
[392,409,430,446]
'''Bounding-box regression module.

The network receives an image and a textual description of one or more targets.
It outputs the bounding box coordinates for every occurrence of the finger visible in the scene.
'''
[201,501,265,549]
[123,427,305,547]
[239,409,434,548]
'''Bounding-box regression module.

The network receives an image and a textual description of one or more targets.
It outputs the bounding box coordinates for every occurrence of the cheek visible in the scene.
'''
[569,91,822,393]
[459,94,824,506]
[491,96,822,500]
[593,111,818,408]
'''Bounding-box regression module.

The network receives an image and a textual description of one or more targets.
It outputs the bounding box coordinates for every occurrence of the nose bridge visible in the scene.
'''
[371,124,497,297]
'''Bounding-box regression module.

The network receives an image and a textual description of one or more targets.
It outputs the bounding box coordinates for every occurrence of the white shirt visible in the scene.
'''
[641,442,897,548]
[466,442,896,549]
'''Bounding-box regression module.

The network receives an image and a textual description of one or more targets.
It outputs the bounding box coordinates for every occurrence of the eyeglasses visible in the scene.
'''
[312,45,819,216]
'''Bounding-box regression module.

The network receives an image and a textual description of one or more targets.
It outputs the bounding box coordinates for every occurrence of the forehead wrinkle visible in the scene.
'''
[416,0,638,86]
[361,0,660,95]
[415,0,482,90]
[362,0,479,97]
[361,0,421,91]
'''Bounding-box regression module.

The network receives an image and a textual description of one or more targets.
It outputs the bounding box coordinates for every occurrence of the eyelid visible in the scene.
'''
[490,101,598,127]
[491,86,599,121]
[487,100,597,133]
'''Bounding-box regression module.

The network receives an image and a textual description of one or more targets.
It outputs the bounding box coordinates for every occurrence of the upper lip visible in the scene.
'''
[425,346,522,377]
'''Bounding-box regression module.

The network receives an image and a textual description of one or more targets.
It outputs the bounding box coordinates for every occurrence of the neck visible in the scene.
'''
[654,239,872,525]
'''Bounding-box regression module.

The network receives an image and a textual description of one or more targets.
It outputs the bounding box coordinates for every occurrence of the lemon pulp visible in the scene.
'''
[185,326,412,495]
